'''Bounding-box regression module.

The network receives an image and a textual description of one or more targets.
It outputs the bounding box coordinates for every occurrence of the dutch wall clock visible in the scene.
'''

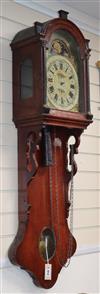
[8,10,93,289]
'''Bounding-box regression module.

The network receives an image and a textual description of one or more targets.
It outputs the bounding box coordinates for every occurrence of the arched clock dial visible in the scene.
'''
[47,55,79,111]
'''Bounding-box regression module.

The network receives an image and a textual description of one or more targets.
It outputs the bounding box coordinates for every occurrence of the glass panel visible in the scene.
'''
[39,228,56,261]
[20,58,33,99]
[46,29,83,112]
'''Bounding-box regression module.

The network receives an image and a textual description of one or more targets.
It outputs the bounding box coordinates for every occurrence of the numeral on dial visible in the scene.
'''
[69,75,73,80]
[60,63,63,70]
[54,63,58,70]
[54,94,58,101]
[70,84,75,89]
[61,97,64,104]
[48,78,53,83]
[49,86,54,93]
[69,91,74,98]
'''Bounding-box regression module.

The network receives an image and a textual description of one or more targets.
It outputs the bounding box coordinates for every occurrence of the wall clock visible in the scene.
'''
[8,10,93,289]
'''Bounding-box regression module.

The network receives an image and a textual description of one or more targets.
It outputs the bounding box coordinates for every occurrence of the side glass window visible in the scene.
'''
[20,58,33,99]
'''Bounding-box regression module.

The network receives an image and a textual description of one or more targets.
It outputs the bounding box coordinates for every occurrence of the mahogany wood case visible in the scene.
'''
[8,11,93,288]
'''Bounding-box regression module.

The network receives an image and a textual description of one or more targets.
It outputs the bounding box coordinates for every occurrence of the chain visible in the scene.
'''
[66,144,74,267]
[48,164,54,226]
[69,145,74,235]
[54,131,74,268]
[53,128,62,266]
[44,126,54,226]
[54,128,67,267]
[53,128,61,242]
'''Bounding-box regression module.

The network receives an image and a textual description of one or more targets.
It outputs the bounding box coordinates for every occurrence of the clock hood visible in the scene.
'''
[11,10,88,58]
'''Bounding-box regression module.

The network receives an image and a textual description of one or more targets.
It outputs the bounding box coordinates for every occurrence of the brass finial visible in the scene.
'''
[58,10,69,19]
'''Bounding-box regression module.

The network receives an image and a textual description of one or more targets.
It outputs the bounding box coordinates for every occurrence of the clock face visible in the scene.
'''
[47,55,79,111]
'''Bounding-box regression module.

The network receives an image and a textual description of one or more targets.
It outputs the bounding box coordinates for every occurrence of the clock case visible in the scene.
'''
[8,11,93,289]
[11,10,92,127]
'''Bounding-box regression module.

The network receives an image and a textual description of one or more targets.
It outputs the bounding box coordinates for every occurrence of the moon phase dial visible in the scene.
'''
[47,55,79,111]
